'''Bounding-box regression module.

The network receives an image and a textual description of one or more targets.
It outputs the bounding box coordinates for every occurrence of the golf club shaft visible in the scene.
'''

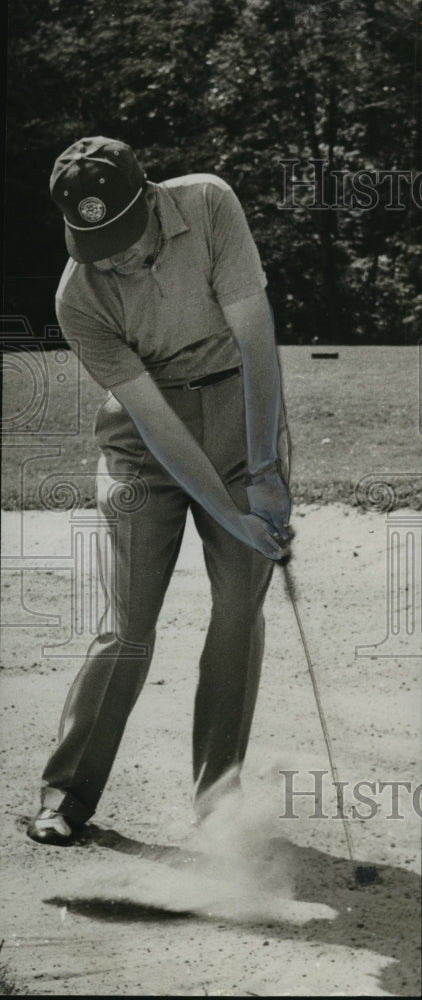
[280,560,357,871]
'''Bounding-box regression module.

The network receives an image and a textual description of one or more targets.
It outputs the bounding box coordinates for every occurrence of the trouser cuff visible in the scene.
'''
[41,783,94,825]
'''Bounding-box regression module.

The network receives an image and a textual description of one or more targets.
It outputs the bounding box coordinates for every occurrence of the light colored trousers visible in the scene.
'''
[41,372,275,823]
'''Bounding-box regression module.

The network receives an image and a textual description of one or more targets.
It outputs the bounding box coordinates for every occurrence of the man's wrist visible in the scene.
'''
[245,461,278,486]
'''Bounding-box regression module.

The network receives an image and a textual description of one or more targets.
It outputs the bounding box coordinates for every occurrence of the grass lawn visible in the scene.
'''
[1,345,420,509]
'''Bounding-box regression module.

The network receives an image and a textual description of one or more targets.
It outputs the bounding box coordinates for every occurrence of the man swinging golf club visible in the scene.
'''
[27,135,291,845]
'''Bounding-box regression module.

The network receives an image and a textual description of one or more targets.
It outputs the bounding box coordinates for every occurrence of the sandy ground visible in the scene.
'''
[0,504,421,996]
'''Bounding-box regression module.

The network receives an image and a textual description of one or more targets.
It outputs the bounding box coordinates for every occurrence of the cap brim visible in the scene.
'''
[64,194,149,263]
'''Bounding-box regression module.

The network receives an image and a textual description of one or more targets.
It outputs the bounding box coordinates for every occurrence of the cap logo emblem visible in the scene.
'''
[78,196,106,223]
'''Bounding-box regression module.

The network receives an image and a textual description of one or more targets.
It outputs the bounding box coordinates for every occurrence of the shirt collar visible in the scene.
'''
[146,181,190,240]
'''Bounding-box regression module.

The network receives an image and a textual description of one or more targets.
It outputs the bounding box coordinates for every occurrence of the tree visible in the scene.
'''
[5,0,420,343]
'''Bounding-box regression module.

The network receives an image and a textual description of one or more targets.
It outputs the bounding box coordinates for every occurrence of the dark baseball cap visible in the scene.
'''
[50,136,149,263]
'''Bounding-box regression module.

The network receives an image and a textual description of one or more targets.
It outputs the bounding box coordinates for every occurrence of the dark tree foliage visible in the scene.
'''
[4,0,421,343]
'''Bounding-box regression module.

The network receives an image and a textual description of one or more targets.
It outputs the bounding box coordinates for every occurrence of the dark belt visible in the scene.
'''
[162,366,240,391]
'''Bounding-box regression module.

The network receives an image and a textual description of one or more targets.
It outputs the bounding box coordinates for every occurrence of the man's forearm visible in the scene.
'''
[110,367,284,559]
[222,292,282,479]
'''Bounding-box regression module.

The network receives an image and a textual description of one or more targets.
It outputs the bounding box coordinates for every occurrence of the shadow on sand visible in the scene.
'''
[45,823,421,997]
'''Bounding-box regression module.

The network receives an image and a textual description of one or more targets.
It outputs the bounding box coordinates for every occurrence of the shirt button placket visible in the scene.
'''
[151,268,163,297]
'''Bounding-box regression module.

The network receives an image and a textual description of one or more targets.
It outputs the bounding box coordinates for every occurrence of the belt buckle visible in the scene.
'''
[185,379,201,391]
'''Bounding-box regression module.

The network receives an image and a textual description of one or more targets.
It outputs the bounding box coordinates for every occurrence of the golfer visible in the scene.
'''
[28,136,291,845]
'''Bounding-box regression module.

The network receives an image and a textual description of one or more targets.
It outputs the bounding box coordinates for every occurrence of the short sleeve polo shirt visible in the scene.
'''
[56,173,267,389]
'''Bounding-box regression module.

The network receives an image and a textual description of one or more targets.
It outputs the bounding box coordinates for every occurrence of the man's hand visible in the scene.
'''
[246,470,291,543]
[231,513,285,560]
